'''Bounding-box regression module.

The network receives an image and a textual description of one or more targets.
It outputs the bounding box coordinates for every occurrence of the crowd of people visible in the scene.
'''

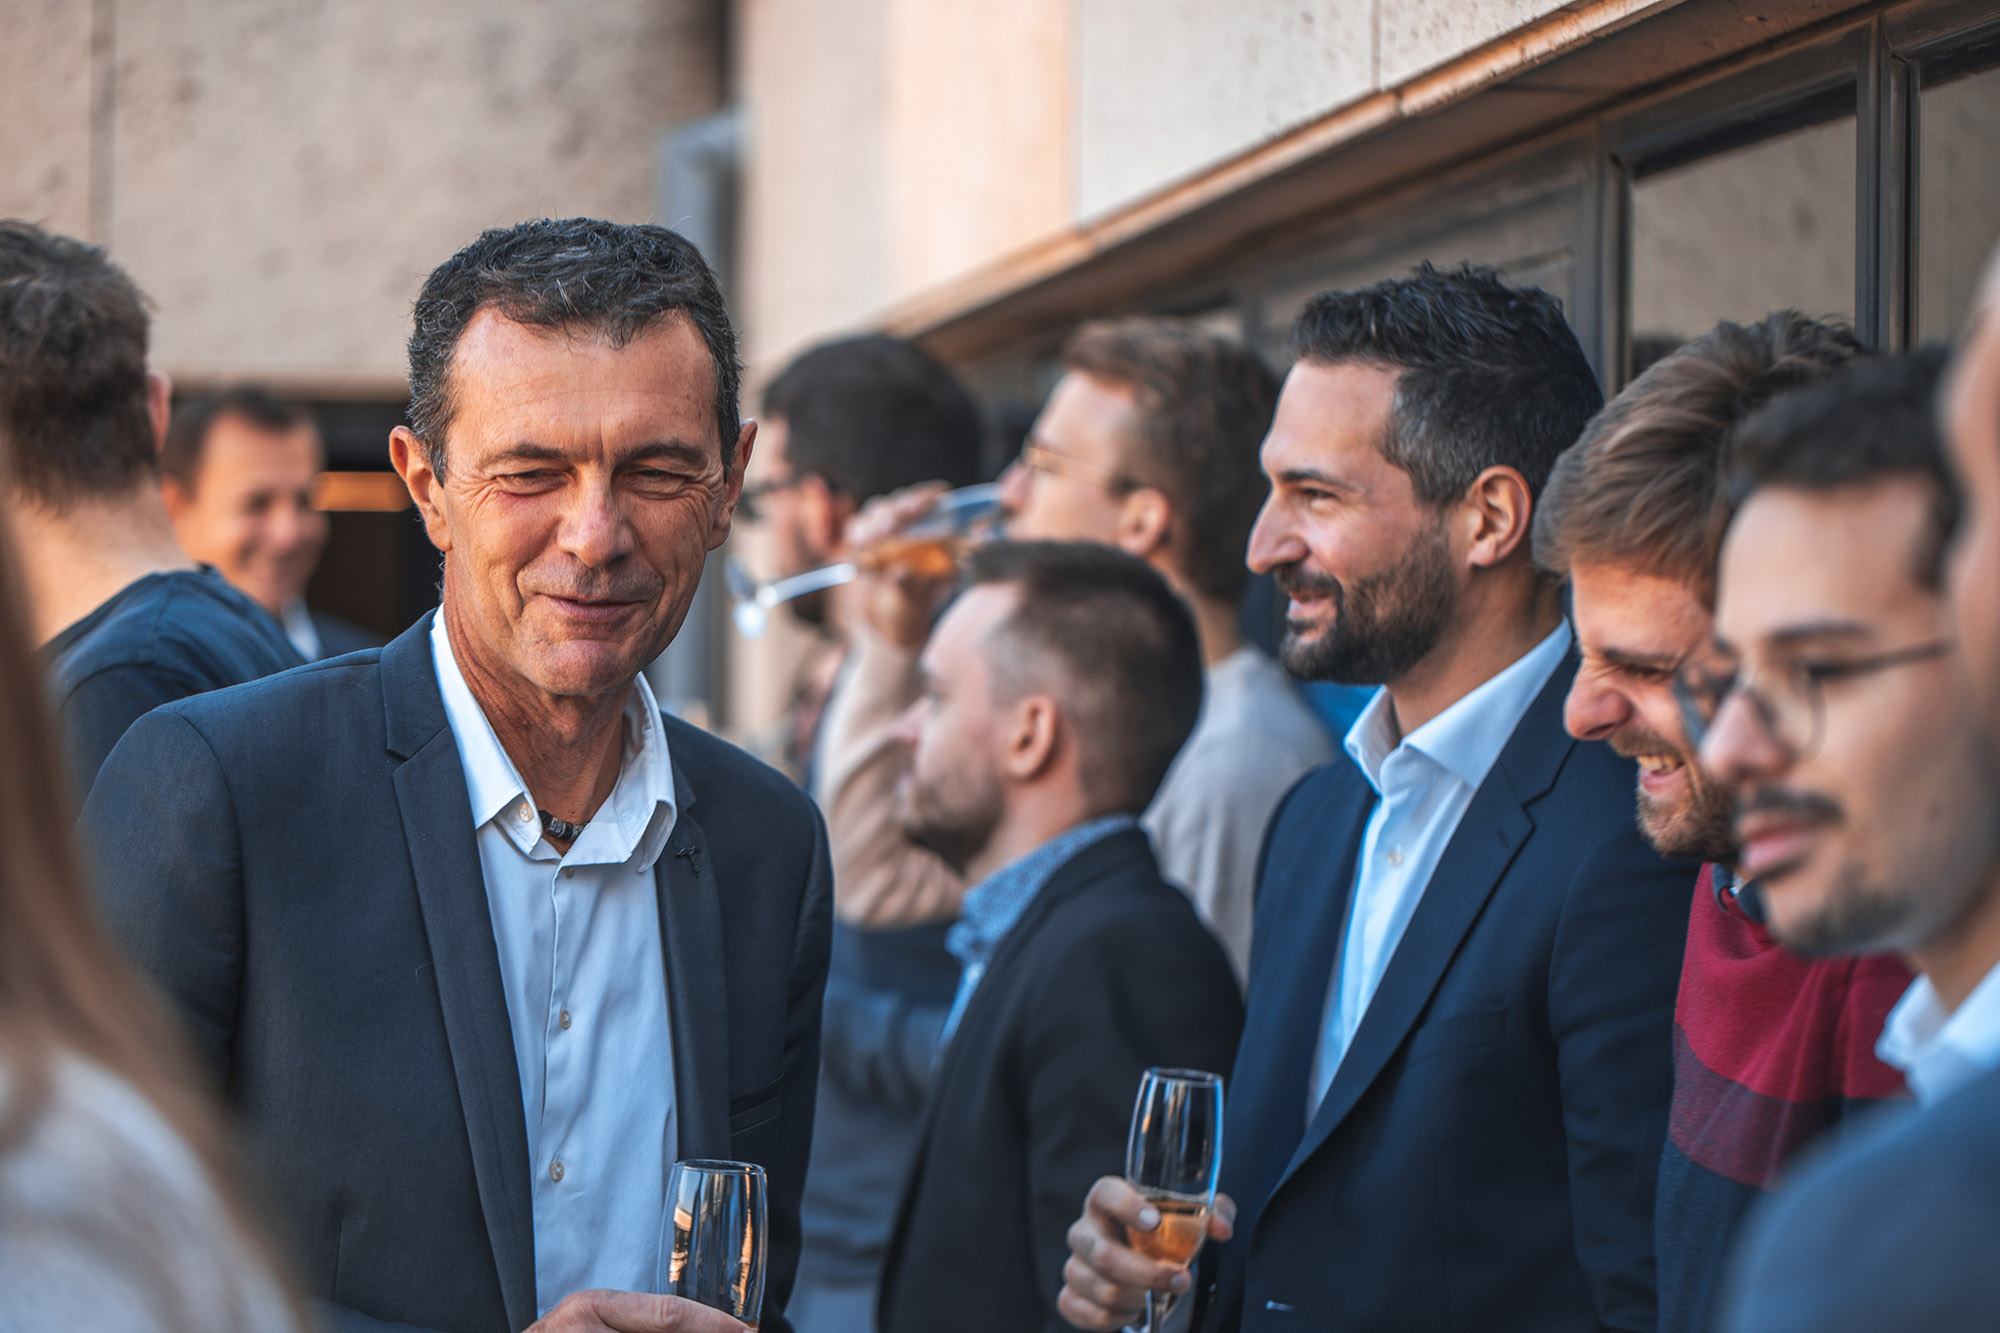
[0,205,1996,1333]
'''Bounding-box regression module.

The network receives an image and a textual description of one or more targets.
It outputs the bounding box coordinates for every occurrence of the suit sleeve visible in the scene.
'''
[762,808,835,1333]
[1019,913,1245,1333]
[79,708,247,1089]
[1546,832,1695,1332]
[818,976,947,1115]
[59,664,207,813]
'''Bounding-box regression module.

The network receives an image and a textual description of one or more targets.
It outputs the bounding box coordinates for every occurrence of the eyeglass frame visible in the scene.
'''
[1014,441,1145,494]
[1672,638,1954,759]
[737,469,830,523]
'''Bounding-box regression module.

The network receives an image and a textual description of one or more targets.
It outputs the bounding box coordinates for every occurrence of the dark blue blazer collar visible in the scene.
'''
[1270,652,1581,1192]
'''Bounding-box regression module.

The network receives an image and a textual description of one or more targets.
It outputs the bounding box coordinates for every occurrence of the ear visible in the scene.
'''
[999,693,1062,785]
[146,370,172,453]
[1113,487,1173,562]
[390,426,453,554]
[709,420,758,550]
[160,474,191,523]
[1460,465,1535,570]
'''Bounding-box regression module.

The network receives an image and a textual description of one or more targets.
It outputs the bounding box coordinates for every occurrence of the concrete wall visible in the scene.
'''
[0,0,725,395]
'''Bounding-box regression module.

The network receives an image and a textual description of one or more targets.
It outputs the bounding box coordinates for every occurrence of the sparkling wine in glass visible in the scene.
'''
[1125,1067,1223,1333]
[664,1159,767,1331]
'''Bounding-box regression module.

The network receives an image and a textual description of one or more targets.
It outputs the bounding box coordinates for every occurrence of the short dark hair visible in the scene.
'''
[407,218,740,478]
[1534,312,1866,604]
[761,335,984,503]
[1728,348,1957,589]
[964,541,1203,815]
[1059,319,1279,603]
[0,220,155,505]
[161,388,318,489]
[1291,262,1602,507]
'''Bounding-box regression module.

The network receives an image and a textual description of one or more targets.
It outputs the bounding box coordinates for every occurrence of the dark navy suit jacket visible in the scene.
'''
[81,614,833,1333]
[1203,656,1694,1332]
[1722,1059,2000,1332]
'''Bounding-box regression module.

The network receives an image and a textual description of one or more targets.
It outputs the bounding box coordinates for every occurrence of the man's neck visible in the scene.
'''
[962,785,1103,884]
[1188,592,1244,670]
[7,487,195,645]
[1911,869,2000,1014]
[1382,578,1563,742]
[442,599,630,829]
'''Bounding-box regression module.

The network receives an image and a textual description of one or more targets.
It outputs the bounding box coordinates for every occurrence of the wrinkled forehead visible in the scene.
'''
[1715,481,1943,652]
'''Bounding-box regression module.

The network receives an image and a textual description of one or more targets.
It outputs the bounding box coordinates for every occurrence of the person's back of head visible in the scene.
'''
[966,540,1203,816]
[1534,311,1867,601]
[1056,319,1278,606]
[0,221,156,510]
[763,334,984,503]
[1291,261,1602,518]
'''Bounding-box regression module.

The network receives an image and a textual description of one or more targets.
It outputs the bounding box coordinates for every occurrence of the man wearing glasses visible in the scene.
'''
[1531,314,1909,1333]
[1679,349,2000,1331]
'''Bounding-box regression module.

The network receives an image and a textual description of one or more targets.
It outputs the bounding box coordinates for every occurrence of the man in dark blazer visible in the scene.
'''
[875,542,1243,1333]
[82,219,826,1333]
[1059,266,1692,1332]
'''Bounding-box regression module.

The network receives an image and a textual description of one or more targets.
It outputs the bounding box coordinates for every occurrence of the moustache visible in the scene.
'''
[1272,566,1344,609]
[1735,786,1844,825]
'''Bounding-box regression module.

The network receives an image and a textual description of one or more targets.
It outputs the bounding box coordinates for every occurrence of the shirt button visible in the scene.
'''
[559,1009,572,1030]
[1387,848,1404,867]
[549,1159,565,1182]
[516,803,534,823]
[561,867,575,880]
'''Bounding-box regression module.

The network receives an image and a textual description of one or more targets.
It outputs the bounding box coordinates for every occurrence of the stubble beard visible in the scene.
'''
[1276,519,1459,687]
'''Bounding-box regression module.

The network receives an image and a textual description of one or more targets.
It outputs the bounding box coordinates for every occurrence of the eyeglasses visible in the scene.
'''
[737,472,813,523]
[1015,442,1140,493]
[1673,638,1953,758]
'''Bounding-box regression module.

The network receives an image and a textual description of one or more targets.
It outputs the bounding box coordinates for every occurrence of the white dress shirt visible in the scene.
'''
[431,615,680,1315]
[1306,624,1571,1120]
[1876,957,2000,1106]
[279,598,322,661]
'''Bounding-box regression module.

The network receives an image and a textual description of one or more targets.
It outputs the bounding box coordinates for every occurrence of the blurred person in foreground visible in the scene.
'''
[0,522,304,1329]
[81,218,827,1333]
[749,336,986,1333]
[1058,265,1693,1332]
[873,541,1242,1333]
[1707,350,2000,1331]
[162,388,381,661]
[0,220,300,800]
[1532,312,1909,1333]
[842,319,1333,982]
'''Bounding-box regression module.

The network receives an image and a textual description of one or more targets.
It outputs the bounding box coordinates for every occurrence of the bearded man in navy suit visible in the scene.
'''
[1058,264,1694,1332]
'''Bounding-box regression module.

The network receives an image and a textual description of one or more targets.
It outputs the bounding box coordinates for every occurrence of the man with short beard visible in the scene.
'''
[871,541,1241,1333]
[1700,348,2000,1332]
[1533,313,1909,1333]
[1058,265,1693,1332]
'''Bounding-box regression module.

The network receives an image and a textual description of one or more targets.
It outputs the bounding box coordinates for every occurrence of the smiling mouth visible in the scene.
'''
[540,593,644,623]
[1734,813,1831,880]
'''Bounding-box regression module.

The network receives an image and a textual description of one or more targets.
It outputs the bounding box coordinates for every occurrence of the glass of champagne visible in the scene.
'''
[1125,1067,1224,1333]
[663,1159,767,1330]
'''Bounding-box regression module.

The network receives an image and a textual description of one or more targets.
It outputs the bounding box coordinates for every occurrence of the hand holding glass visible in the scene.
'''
[663,1159,766,1331]
[1125,1068,1224,1333]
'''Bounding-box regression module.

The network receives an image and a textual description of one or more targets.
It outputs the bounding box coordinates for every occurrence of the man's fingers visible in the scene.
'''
[564,1290,746,1333]
[1211,1190,1237,1240]
[1056,1272,1145,1331]
[1085,1174,1159,1228]
[1067,1205,1186,1291]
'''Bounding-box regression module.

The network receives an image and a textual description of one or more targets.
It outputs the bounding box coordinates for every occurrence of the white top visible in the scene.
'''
[1876,957,2000,1105]
[0,1052,300,1333]
[1305,624,1572,1120]
[279,598,321,661]
[431,615,680,1315]
[1142,645,1337,981]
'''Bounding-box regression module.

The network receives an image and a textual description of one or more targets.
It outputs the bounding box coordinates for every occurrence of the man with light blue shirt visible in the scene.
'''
[1059,264,1693,1333]
[874,541,1242,1333]
[83,219,828,1333]
[1692,350,2000,1333]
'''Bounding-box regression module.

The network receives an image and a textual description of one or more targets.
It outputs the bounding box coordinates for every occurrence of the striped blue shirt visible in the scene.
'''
[938,814,1138,1047]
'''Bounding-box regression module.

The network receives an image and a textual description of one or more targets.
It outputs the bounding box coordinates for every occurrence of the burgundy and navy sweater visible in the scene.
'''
[1655,864,1912,1332]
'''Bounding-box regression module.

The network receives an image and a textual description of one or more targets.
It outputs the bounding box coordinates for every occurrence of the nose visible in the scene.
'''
[1245,496,1301,575]
[1563,670,1633,742]
[1699,691,1788,789]
[886,699,924,750]
[558,478,635,568]
[998,457,1031,517]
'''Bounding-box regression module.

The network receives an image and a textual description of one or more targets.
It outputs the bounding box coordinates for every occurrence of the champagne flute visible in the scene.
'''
[663,1159,767,1330]
[726,482,1002,638]
[1125,1068,1224,1333]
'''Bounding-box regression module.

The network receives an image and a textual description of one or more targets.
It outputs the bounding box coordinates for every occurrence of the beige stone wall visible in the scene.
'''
[0,0,724,395]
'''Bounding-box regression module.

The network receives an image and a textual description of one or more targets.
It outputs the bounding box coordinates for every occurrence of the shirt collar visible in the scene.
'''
[1876,957,2000,1105]
[1342,622,1572,793]
[429,612,677,871]
[946,813,1137,968]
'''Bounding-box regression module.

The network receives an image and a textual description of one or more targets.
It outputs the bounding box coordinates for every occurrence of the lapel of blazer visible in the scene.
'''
[381,614,537,1331]
[655,752,732,1159]
[1273,655,1579,1191]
